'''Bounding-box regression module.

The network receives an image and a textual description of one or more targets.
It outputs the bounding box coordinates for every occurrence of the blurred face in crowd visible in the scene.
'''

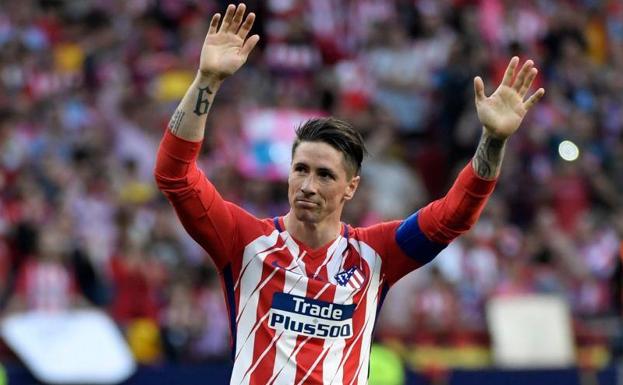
[38,228,66,262]
[288,141,360,225]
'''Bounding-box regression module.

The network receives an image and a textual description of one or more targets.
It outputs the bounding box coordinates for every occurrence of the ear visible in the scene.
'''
[343,175,360,201]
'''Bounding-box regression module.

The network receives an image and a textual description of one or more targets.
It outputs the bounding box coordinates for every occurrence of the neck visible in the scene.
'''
[283,212,342,249]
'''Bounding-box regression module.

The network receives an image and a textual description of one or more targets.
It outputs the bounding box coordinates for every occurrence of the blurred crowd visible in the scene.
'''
[0,0,621,367]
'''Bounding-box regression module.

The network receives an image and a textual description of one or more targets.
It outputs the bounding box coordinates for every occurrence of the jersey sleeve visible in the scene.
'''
[416,161,497,244]
[154,130,246,271]
[359,161,497,285]
[357,219,445,286]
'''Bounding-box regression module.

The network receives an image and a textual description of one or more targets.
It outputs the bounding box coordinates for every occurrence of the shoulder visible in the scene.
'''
[348,221,403,258]
[349,221,402,243]
[224,202,280,242]
[351,214,447,266]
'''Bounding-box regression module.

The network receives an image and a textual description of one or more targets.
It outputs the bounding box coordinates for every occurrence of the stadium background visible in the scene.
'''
[0,0,621,384]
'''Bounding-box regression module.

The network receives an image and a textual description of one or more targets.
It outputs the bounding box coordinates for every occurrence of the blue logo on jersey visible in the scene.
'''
[268,293,354,339]
[271,260,297,272]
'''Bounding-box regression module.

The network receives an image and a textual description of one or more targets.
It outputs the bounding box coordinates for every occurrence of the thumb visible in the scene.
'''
[474,76,486,102]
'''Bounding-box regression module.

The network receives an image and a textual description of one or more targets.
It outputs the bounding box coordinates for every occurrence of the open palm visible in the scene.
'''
[474,57,545,139]
[200,4,259,79]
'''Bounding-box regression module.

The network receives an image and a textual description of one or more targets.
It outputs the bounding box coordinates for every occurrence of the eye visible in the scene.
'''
[294,164,307,173]
[318,170,335,180]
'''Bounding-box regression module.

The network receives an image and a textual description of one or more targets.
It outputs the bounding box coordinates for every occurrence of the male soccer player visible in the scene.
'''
[154,3,545,385]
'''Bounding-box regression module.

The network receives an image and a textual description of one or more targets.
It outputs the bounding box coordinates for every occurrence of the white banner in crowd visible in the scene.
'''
[1,309,136,384]
[487,295,575,368]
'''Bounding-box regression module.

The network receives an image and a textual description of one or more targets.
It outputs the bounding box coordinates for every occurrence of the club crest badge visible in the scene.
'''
[334,266,365,289]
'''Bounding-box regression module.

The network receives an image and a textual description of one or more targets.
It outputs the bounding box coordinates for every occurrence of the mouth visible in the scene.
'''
[295,199,318,209]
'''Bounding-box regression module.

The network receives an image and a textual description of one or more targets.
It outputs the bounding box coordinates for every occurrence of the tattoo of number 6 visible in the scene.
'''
[194,86,213,116]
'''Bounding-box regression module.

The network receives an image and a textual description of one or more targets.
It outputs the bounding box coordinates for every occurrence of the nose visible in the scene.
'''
[300,175,317,195]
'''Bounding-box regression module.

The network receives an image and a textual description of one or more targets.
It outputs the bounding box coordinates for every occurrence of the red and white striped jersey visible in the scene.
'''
[220,215,416,385]
[155,130,496,385]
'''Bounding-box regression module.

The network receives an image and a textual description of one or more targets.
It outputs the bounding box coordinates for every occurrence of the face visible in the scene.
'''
[39,228,65,261]
[288,141,360,225]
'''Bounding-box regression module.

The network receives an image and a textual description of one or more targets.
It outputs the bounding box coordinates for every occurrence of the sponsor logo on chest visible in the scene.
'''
[268,293,355,339]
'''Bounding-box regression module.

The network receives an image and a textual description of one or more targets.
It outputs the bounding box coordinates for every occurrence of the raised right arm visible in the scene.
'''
[154,4,259,269]
[165,3,259,142]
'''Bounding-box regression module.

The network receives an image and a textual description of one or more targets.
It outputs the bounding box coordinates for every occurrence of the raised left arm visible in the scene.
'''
[471,57,545,179]
[396,57,546,259]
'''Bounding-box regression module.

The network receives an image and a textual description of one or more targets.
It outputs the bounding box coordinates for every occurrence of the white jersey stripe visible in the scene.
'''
[231,234,281,385]
[268,280,333,385]
[355,245,383,385]
[238,330,285,385]
[281,233,304,273]
[348,284,385,385]
[322,284,353,385]
[237,264,280,323]
[226,223,394,385]
[265,261,309,385]
[329,243,380,385]
[314,281,332,299]
[312,236,344,278]
[348,359,365,385]
[328,311,374,385]
[235,246,308,377]
[326,242,347,286]
[237,244,302,327]
[238,260,306,360]
[234,231,281,290]
[269,335,313,385]
[235,311,271,361]
[235,243,287,293]
[234,243,279,291]
[296,342,334,385]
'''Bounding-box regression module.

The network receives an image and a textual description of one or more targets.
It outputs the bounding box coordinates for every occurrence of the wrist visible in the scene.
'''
[482,126,510,142]
[195,71,224,88]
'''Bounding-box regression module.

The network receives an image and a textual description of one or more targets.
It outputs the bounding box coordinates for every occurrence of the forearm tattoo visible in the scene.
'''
[168,109,185,134]
[193,86,213,116]
[472,132,507,179]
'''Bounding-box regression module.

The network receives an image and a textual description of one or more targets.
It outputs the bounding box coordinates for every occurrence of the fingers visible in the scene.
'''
[518,68,538,97]
[501,56,519,87]
[523,88,546,110]
[503,57,541,100]
[474,76,486,102]
[216,4,253,36]
[219,4,236,33]
[237,12,256,40]
[513,60,534,93]
[208,13,221,35]
[240,34,260,57]
[228,3,247,33]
